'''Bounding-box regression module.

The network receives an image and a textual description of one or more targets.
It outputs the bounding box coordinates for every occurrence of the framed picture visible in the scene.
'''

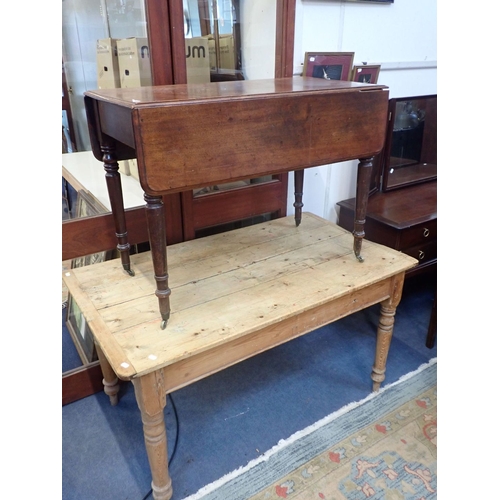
[350,64,381,84]
[65,294,98,365]
[71,189,114,269]
[303,52,355,81]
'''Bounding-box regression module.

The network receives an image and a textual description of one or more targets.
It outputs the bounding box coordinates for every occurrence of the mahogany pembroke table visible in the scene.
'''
[84,77,389,329]
[64,78,419,500]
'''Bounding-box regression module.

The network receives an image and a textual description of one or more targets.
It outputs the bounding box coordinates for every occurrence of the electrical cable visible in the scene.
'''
[141,392,180,500]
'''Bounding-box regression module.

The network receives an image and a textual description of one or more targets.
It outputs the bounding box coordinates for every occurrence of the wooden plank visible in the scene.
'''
[190,181,284,231]
[62,208,148,261]
[62,195,184,261]
[63,214,417,380]
[70,218,343,310]
[62,361,103,406]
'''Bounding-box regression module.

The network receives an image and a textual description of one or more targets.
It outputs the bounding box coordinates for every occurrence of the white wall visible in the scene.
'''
[287,0,437,223]
[240,1,277,80]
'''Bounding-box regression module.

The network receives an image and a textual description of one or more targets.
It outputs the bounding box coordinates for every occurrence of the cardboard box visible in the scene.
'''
[96,38,120,89]
[185,37,210,83]
[117,38,152,88]
[204,34,236,71]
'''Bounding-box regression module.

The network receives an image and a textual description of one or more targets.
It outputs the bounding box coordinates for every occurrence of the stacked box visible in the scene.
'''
[96,38,120,89]
[203,34,235,71]
[117,38,152,88]
[185,37,210,83]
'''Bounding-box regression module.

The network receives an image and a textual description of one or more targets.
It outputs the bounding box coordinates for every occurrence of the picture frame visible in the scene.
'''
[303,52,355,81]
[350,64,381,84]
[71,189,114,269]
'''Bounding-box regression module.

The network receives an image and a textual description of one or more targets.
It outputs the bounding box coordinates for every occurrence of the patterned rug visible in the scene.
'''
[185,359,437,500]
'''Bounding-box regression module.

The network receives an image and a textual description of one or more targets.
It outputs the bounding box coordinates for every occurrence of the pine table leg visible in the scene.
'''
[133,372,173,500]
[371,272,405,391]
[95,344,120,406]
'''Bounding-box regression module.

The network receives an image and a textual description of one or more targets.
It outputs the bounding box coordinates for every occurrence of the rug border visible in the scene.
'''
[183,357,437,500]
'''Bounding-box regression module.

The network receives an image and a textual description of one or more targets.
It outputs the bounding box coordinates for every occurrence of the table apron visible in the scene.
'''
[150,277,394,394]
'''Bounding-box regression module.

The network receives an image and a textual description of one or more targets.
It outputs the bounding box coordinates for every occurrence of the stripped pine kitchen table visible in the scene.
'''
[63,213,417,500]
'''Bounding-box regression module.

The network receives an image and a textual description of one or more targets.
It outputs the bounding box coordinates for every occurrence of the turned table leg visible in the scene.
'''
[293,169,304,227]
[353,156,373,262]
[95,344,120,406]
[101,140,134,276]
[133,372,173,500]
[371,272,405,392]
[145,194,171,329]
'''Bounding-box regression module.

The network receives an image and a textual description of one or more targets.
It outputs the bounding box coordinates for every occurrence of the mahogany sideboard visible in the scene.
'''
[84,77,389,328]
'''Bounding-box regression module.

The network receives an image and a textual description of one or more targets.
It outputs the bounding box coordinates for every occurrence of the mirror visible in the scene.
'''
[183,0,277,199]
[382,95,437,191]
[183,0,276,83]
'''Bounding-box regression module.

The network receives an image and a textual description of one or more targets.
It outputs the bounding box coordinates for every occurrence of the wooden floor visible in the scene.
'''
[63,213,417,385]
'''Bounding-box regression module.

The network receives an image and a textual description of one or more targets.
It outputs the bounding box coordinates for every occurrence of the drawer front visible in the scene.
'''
[400,219,437,249]
[404,240,437,265]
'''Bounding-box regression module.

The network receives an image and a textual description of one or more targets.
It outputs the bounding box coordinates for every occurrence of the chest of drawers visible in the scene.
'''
[337,181,436,276]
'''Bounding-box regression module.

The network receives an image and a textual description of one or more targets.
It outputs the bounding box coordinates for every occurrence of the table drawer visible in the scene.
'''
[404,239,437,265]
[399,219,437,249]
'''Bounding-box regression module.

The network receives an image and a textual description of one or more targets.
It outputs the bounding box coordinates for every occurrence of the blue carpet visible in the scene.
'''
[62,273,436,500]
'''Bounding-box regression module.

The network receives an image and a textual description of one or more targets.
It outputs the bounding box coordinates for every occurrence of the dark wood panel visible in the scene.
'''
[145,0,175,85]
[62,361,103,406]
[404,240,437,265]
[191,181,285,231]
[131,86,388,195]
[337,208,401,249]
[63,208,148,261]
[62,194,184,261]
[337,182,437,230]
[399,219,436,249]
[275,0,296,78]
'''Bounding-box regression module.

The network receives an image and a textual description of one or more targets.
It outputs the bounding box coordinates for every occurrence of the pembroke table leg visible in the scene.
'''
[95,344,120,406]
[145,194,171,330]
[371,272,405,392]
[353,156,373,262]
[133,372,172,500]
[293,169,304,227]
[101,141,134,276]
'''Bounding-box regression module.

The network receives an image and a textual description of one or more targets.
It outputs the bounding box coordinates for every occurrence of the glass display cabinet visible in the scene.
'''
[381,94,437,191]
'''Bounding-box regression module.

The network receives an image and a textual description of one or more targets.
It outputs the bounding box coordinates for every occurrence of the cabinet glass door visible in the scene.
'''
[382,95,437,191]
